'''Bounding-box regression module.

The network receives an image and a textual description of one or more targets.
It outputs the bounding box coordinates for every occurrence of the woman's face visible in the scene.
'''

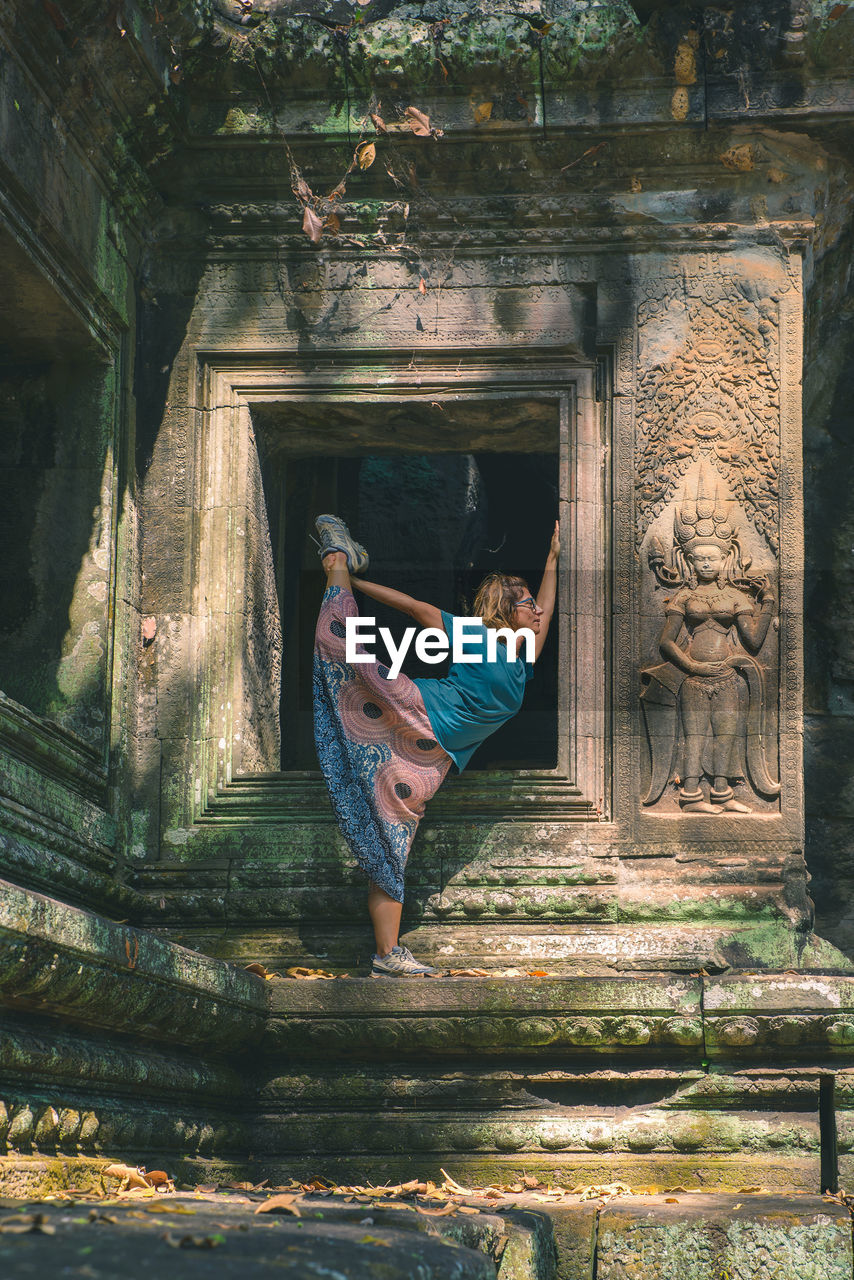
[511,585,542,633]
[689,544,725,581]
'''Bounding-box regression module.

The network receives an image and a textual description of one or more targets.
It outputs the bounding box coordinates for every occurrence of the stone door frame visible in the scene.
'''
[186,348,606,827]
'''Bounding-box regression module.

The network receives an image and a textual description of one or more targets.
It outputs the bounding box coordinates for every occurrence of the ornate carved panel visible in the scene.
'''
[632,249,801,828]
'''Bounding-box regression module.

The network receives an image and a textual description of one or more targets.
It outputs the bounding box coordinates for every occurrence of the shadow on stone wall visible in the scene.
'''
[804,200,854,960]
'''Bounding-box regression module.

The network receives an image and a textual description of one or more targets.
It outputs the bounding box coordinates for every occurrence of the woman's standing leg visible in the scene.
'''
[367,882,403,957]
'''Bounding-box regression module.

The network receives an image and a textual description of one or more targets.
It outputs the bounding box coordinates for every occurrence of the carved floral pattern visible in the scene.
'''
[634,260,782,553]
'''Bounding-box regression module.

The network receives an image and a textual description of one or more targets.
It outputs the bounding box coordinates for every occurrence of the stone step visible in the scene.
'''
[0,1189,848,1280]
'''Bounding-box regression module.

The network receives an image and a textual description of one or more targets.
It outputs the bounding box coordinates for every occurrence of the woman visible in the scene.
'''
[313,514,559,976]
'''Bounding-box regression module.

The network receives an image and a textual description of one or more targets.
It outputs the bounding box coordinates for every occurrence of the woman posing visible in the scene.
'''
[313,515,560,976]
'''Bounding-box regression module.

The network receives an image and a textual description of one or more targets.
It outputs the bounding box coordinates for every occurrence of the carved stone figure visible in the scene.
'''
[641,464,780,814]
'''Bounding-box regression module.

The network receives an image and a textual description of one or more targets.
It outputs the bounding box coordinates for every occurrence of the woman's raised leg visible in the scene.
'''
[322,550,351,591]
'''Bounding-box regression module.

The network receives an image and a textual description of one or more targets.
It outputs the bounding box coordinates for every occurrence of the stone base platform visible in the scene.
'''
[3,881,854,1201]
[259,969,854,1193]
[0,1190,849,1279]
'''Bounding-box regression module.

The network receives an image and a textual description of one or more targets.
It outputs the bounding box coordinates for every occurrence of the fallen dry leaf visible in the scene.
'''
[143,1201,195,1214]
[360,1234,391,1246]
[0,1213,56,1236]
[286,966,336,980]
[164,1233,225,1249]
[447,968,489,977]
[255,1194,301,1217]
[457,1205,481,1215]
[416,1202,457,1217]
[418,277,427,294]
[440,1169,472,1195]
[356,142,376,169]
[576,1182,633,1202]
[473,102,493,124]
[88,1207,120,1223]
[103,1163,152,1192]
[370,112,387,133]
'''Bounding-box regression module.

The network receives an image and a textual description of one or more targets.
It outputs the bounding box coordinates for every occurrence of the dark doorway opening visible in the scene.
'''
[255,401,560,773]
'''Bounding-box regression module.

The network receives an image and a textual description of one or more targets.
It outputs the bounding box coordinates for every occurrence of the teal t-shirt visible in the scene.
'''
[413,611,534,773]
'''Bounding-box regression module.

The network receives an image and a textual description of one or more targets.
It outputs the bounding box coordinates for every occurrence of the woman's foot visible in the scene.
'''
[371,946,440,977]
[314,514,369,575]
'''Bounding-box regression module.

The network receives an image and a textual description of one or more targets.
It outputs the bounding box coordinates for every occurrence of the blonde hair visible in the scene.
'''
[471,572,529,629]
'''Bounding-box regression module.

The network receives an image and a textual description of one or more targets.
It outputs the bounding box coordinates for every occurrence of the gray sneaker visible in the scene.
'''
[371,946,440,977]
[314,514,369,576]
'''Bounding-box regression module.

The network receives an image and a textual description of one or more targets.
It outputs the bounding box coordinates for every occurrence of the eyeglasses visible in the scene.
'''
[514,596,541,613]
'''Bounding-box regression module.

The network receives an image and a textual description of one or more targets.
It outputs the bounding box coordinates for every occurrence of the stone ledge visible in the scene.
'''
[705,973,854,1058]
[0,880,267,1052]
[267,974,701,1058]
[267,970,854,1062]
[596,1194,853,1280]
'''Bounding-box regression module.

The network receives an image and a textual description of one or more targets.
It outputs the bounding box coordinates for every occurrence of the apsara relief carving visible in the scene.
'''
[635,257,788,816]
[641,462,780,814]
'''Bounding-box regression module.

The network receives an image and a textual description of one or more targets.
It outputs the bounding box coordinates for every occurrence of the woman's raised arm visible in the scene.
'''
[353,578,443,630]
[533,520,560,660]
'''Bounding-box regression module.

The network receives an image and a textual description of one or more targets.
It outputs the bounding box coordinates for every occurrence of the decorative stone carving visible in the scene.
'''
[641,462,780,814]
[634,258,782,554]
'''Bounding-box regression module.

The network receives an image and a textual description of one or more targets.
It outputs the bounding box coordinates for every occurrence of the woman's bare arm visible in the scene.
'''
[533,521,560,660]
[353,578,443,630]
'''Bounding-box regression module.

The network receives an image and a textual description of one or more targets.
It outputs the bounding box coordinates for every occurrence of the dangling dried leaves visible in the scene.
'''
[356,141,376,170]
[405,106,432,137]
[302,206,323,243]
[370,112,388,134]
[473,102,493,124]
